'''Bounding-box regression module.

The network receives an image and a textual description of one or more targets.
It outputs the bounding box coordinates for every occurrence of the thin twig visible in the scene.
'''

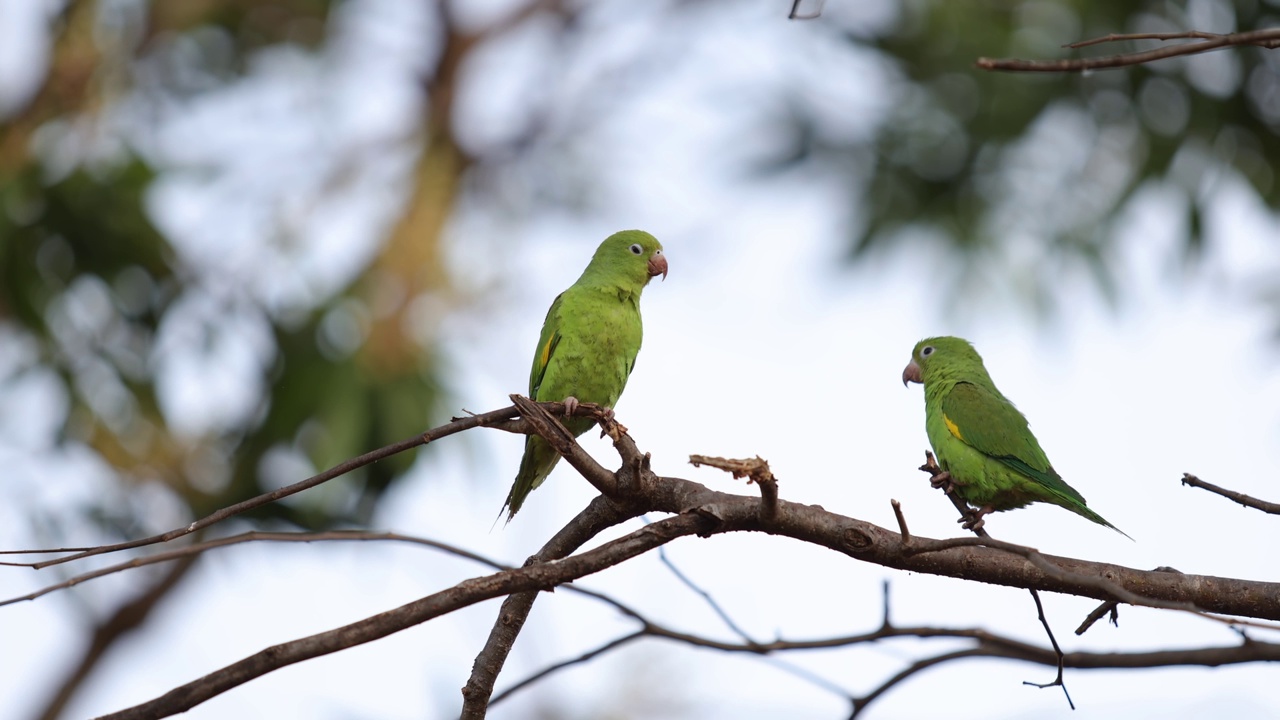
[1066,30,1230,49]
[489,631,645,706]
[788,0,823,20]
[1076,600,1121,635]
[8,404,539,569]
[0,545,96,558]
[1023,588,1075,709]
[850,649,988,717]
[1182,474,1280,515]
[890,499,910,544]
[977,27,1280,73]
[1,399,604,571]
[1076,566,1184,635]
[0,530,512,608]
[653,537,759,645]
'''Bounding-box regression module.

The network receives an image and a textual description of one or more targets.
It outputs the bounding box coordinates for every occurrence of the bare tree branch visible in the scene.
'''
[95,512,708,720]
[1076,567,1184,636]
[11,401,1274,718]
[11,405,537,569]
[38,555,198,720]
[460,496,637,718]
[1022,586,1074,709]
[6,402,613,569]
[494,573,1280,715]
[459,397,644,718]
[1182,473,1280,515]
[654,539,760,645]
[0,530,522,608]
[689,454,778,524]
[488,631,645,706]
[976,28,1280,73]
[851,648,986,718]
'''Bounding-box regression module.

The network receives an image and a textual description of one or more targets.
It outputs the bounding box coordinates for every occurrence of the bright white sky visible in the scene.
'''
[1,1,1279,719]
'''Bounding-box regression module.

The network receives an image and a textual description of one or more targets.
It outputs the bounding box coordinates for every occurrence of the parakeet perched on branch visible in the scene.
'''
[503,230,668,521]
[902,336,1128,537]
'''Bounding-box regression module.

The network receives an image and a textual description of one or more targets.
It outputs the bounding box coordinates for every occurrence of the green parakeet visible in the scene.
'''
[902,336,1128,537]
[502,230,668,521]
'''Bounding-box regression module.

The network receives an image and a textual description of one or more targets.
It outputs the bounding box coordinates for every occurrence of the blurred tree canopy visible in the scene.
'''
[1,0,1277,716]
[813,0,1280,316]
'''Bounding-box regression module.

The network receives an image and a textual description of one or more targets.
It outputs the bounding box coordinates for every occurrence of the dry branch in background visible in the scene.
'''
[1182,473,1280,515]
[977,28,1280,73]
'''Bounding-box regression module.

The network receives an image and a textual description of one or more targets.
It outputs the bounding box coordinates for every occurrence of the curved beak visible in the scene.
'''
[902,359,922,387]
[648,253,668,281]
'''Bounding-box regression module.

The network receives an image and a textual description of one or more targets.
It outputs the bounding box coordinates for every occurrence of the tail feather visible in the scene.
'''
[502,435,562,522]
[1074,504,1134,541]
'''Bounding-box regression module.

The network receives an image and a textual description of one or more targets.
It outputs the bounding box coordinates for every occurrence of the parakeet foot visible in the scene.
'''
[929,471,954,493]
[562,396,580,417]
[958,505,992,532]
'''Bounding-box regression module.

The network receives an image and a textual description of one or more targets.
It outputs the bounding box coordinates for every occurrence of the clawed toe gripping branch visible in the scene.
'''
[5,404,1280,720]
[918,451,989,536]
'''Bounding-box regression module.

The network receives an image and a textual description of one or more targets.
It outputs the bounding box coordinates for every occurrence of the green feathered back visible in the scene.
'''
[908,336,1128,537]
[504,230,665,520]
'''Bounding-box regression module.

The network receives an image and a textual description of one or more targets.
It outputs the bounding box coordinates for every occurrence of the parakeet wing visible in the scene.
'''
[941,382,1087,506]
[529,293,564,398]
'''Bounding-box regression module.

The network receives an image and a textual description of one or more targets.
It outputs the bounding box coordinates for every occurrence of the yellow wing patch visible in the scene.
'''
[539,334,555,371]
[943,414,964,441]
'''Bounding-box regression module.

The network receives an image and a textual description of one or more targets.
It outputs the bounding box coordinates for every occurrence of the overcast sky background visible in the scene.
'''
[2,1,1279,718]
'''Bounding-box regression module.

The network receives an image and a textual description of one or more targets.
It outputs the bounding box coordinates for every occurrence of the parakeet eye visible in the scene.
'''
[921,346,935,357]
[629,243,644,255]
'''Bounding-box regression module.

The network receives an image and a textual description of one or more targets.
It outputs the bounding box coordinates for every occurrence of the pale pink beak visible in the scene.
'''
[648,253,668,281]
[902,359,922,387]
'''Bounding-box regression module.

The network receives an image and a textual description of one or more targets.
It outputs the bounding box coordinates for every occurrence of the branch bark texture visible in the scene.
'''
[51,399,1280,719]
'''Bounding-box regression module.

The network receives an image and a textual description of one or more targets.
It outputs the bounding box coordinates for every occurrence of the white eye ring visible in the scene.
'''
[629,243,644,255]
[921,346,935,357]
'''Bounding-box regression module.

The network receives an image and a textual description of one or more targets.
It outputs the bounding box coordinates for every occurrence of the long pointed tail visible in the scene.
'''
[1077,505,1134,541]
[501,435,561,522]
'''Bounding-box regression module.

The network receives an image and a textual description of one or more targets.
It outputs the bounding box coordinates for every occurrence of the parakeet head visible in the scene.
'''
[584,230,667,288]
[902,336,989,387]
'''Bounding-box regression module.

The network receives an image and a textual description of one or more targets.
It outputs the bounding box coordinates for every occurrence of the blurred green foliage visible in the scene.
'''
[769,0,1280,315]
[0,0,445,548]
